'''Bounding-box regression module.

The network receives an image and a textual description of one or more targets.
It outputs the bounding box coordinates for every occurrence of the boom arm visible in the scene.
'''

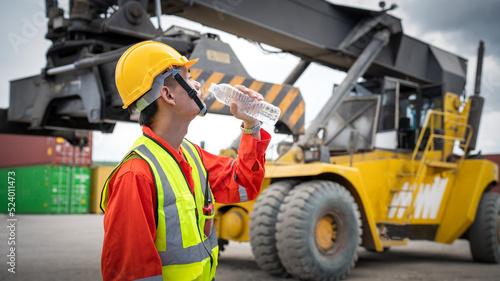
[160,0,466,94]
[160,0,467,151]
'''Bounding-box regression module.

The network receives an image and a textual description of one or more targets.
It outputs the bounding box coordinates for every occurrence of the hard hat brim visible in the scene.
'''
[181,58,199,69]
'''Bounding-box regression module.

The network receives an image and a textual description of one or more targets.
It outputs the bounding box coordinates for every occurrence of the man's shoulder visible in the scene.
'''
[112,157,153,182]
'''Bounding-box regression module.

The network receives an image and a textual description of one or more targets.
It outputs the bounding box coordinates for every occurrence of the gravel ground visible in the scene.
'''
[1,214,499,281]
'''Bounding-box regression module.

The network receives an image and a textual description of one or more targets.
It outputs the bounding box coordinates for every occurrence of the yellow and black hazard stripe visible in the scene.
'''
[191,69,305,136]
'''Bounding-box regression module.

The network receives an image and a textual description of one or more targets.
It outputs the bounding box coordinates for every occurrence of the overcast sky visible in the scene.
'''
[1,0,499,161]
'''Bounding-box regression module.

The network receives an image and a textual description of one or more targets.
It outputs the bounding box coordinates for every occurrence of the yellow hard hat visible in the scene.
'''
[115,41,199,109]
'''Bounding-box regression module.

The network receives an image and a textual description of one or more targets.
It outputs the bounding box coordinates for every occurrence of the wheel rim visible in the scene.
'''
[315,210,344,257]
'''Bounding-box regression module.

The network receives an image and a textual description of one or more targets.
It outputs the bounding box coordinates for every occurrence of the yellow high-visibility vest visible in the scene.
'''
[101,135,218,281]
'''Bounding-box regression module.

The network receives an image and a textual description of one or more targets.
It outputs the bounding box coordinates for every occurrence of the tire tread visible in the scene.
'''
[469,192,500,263]
[276,180,362,281]
[249,180,299,276]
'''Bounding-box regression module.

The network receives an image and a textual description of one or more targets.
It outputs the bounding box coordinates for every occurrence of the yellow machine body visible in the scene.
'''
[214,93,498,251]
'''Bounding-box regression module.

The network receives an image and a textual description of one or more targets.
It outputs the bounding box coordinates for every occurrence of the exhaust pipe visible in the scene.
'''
[474,40,484,96]
[465,40,485,153]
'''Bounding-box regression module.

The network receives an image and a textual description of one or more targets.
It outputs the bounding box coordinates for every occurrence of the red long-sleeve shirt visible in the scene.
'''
[101,126,271,281]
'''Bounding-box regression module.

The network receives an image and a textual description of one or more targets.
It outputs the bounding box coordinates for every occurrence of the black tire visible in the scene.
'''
[249,180,299,276]
[469,192,500,263]
[276,180,362,281]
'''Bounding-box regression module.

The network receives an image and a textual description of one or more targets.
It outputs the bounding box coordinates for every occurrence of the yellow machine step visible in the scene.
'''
[380,238,409,247]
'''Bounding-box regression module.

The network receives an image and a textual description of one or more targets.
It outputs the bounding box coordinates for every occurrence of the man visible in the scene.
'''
[100,41,271,281]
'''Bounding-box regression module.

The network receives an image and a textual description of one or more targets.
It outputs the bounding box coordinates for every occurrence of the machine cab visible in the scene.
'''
[375,77,420,150]
[371,77,447,151]
[322,76,444,154]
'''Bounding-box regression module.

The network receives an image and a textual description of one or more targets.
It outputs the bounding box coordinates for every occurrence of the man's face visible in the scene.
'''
[170,67,205,116]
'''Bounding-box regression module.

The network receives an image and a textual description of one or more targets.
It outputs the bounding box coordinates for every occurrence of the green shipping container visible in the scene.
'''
[69,166,90,214]
[0,165,90,214]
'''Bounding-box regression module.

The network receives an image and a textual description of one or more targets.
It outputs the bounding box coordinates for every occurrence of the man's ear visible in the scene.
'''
[160,85,175,106]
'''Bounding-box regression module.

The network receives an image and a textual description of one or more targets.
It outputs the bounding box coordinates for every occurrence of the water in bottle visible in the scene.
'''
[208,83,281,125]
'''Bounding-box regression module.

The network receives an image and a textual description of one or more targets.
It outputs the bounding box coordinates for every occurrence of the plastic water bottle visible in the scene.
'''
[208,83,281,125]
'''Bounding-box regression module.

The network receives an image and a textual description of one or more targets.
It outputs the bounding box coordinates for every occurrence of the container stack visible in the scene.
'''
[0,134,92,167]
[90,166,115,214]
[0,133,92,214]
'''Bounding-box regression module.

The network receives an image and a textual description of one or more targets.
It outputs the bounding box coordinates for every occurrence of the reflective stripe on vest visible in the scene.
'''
[101,136,218,281]
[135,275,163,281]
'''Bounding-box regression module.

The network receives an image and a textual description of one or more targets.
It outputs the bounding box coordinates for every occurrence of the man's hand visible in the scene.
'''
[230,85,264,126]
[230,85,264,139]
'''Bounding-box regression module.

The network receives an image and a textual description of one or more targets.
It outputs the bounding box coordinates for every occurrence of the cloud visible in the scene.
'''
[397,0,500,57]
[478,55,500,113]
[477,111,500,154]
